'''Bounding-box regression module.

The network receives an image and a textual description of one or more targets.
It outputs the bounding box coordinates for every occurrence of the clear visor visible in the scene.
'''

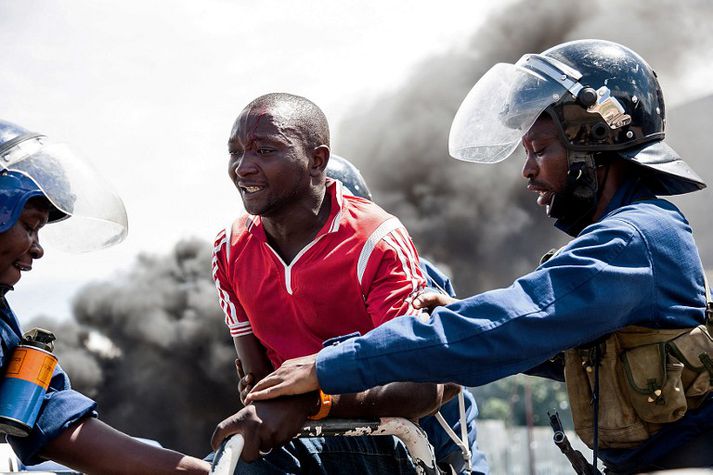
[1,137,128,252]
[448,61,570,163]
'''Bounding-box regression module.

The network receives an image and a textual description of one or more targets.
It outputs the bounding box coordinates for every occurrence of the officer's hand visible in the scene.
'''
[246,354,320,403]
[236,359,254,405]
[210,395,317,462]
[412,291,458,312]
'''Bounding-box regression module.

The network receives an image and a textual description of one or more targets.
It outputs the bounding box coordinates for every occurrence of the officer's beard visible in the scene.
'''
[548,151,603,237]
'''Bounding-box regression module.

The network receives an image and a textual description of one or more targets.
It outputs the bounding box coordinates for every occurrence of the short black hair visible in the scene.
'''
[245,93,330,151]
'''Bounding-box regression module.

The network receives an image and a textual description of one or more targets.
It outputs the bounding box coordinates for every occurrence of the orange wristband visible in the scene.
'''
[308,390,332,420]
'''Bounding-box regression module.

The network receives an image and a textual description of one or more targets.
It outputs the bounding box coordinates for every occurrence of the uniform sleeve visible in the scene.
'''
[8,364,97,465]
[212,230,252,337]
[359,223,427,327]
[317,218,656,394]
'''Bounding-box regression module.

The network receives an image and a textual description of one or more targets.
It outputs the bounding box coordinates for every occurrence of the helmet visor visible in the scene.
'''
[1,137,128,252]
[448,61,570,163]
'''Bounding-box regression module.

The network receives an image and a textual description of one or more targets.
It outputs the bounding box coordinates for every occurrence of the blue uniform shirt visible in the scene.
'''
[419,258,487,474]
[0,298,96,465]
[316,178,711,468]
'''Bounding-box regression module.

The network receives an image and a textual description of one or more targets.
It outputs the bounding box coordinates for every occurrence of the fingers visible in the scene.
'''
[245,377,283,404]
[246,372,307,403]
[412,292,457,310]
[211,412,262,462]
[246,354,320,403]
[235,359,245,379]
[236,361,255,405]
[238,374,254,393]
[239,376,254,405]
[246,374,318,403]
[211,419,238,452]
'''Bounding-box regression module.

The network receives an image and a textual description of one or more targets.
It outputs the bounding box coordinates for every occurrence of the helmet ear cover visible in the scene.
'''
[546,97,657,152]
[548,150,598,231]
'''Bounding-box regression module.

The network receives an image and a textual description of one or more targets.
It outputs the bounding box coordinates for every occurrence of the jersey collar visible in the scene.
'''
[245,179,345,241]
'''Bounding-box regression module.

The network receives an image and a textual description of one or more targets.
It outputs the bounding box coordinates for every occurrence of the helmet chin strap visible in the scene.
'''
[548,151,601,237]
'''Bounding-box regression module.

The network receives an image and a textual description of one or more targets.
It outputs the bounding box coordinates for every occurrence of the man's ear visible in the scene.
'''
[310,145,330,177]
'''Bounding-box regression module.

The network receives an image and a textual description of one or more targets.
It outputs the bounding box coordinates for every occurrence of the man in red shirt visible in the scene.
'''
[210,93,458,473]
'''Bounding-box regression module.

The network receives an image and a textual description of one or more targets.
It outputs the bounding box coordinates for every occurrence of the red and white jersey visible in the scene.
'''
[211,180,426,367]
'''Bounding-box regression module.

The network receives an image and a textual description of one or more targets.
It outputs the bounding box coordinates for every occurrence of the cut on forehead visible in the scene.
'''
[234,93,330,149]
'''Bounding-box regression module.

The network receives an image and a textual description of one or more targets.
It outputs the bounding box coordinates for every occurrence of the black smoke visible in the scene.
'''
[339,0,713,294]
[33,239,237,456]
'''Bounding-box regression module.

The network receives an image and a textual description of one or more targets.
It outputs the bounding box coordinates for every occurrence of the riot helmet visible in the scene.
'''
[0,119,128,252]
[449,39,705,234]
[326,154,373,201]
[0,171,66,234]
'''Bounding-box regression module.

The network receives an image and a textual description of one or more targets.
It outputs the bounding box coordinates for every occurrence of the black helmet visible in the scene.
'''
[326,154,373,201]
[450,39,705,196]
[540,40,665,152]
[539,40,704,195]
[450,39,706,235]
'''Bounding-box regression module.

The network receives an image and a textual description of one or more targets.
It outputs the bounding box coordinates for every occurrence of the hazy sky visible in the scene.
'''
[1,0,505,321]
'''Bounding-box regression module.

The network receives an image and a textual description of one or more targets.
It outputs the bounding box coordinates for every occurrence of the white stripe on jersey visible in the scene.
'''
[213,232,227,253]
[225,225,233,260]
[357,217,403,285]
[383,233,419,311]
[392,227,425,282]
[212,229,252,335]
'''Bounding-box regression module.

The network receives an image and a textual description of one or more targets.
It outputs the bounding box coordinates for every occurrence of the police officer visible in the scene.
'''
[246,40,713,473]
[0,119,209,473]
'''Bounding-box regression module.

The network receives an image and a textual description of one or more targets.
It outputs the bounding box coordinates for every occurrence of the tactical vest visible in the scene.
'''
[540,248,713,449]
[564,324,713,449]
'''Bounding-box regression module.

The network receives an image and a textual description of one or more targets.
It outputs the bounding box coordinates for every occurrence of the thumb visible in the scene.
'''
[413,292,456,310]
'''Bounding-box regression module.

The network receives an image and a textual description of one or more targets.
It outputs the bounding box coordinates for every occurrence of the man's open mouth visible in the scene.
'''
[527,184,554,207]
[14,262,32,272]
[240,185,265,194]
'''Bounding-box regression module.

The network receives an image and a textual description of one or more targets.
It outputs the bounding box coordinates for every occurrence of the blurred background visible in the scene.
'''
[2,0,713,472]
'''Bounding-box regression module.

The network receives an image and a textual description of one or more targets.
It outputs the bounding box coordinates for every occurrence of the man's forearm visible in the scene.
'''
[329,382,446,420]
[42,417,209,474]
[234,334,273,381]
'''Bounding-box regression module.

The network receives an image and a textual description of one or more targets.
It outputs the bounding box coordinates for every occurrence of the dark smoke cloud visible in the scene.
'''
[32,239,237,456]
[339,0,713,294]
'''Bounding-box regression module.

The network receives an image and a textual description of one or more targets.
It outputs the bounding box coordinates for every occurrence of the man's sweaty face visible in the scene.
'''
[521,116,569,212]
[228,108,309,217]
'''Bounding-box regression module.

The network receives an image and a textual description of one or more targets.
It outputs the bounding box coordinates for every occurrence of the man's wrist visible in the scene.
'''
[307,390,332,420]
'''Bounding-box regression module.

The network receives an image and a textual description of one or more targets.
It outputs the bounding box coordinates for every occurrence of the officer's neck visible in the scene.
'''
[591,161,628,223]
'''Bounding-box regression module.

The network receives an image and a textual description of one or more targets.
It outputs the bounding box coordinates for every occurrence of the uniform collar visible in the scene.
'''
[598,176,656,222]
[246,179,345,241]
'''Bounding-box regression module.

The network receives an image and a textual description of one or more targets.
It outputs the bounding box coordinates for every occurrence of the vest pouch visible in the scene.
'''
[667,325,713,409]
[564,337,651,449]
[620,342,688,424]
